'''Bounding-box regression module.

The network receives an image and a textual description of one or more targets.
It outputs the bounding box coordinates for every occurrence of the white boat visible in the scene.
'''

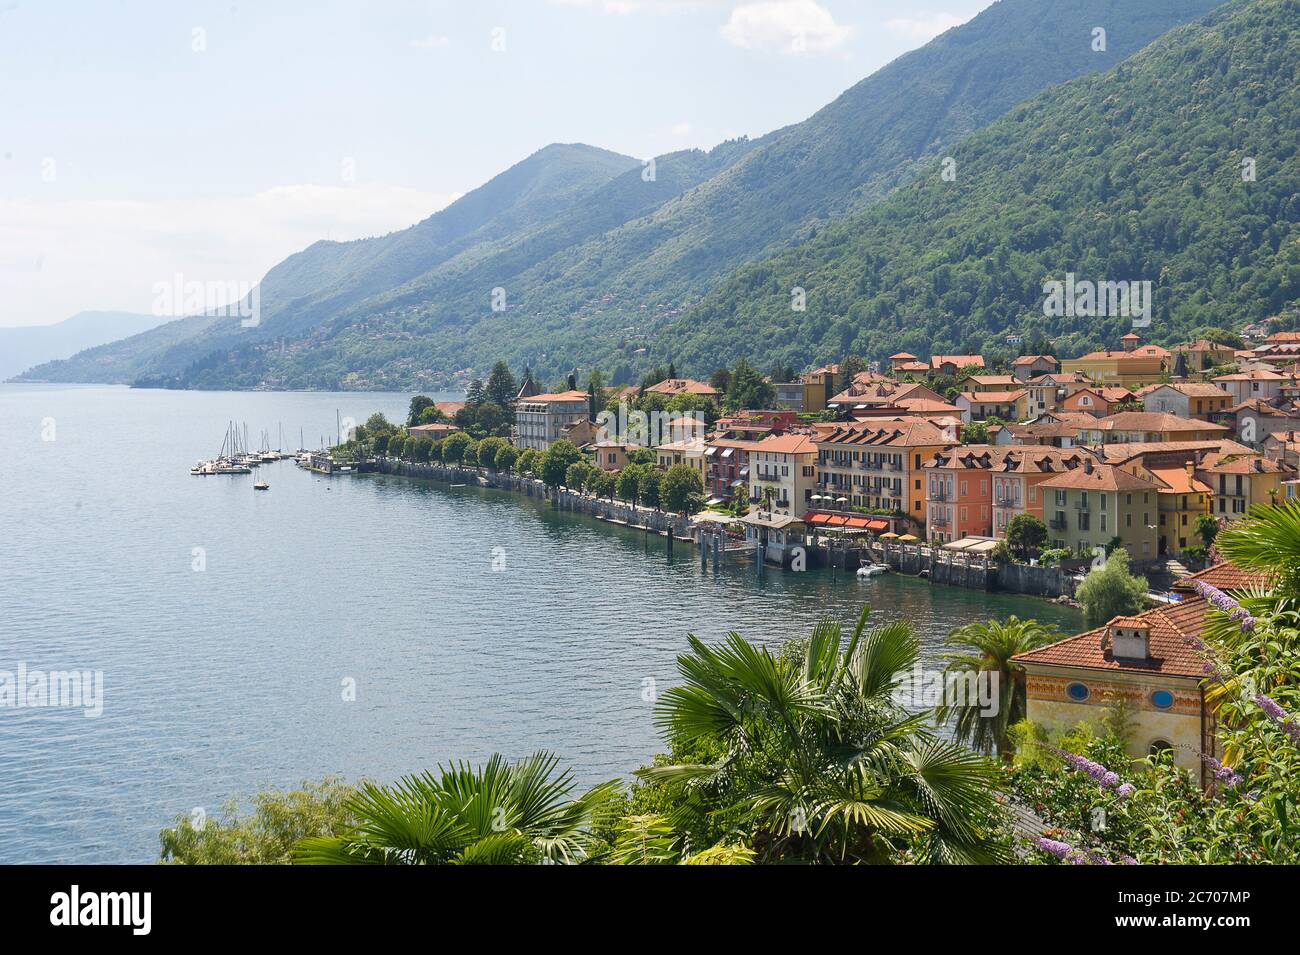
[856,563,889,578]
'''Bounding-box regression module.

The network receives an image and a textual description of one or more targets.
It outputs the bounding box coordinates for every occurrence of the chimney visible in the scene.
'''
[1083,457,1095,474]
[1110,620,1150,661]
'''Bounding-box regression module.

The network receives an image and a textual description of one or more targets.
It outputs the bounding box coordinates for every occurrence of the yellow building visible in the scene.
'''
[813,417,956,524]
[748,433,819,519]
[1038,459,1160,560]
[802,365,841,414]
[1013,600,1215,779]
[1077,411,1230,445]
[1061,334,1170,387]
[1196,451,1291,517]
[1119,461,1212,556]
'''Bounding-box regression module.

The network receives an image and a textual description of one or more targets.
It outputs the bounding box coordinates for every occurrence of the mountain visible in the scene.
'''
[24,0,1227,389]
[0,311,169,381]
[664,0,1300,372]
[18,143,651,385]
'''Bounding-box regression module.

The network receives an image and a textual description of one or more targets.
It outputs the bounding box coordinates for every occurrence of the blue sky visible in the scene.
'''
[0,0,993,327]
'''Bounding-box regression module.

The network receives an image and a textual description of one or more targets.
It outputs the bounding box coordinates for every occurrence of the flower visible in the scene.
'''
[1116,783,1135,798]
[1200,753,1243,789]
[1255,693,1300,744]
[1054,748,1128,792]
[1192,580,1257,633]
[1035,836,1072,860]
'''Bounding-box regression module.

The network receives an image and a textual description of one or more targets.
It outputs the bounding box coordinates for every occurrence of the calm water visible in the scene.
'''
[0,384,1082,863]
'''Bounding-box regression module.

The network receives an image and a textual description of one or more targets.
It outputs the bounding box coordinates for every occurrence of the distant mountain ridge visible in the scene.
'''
[1,311,167,381]
[21,0,1228,390]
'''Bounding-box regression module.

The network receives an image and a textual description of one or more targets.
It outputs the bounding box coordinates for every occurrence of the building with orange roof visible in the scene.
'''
[1061,385,1133,417]
[814,418,957,523]
[1077,411,1229,445]
[1038,458,1160,558]
[930,354,986,376]
[1140,382,1234,420]
[1061,333,1170,386]
[955,389,1028,424]
[827,379,944,412]
[1119,460,1212,556]
[922,445,1011,542]
[1212,368,1287,405]
[1014,599,1217,778]
[1024,372,1092,416]
[988,447,1094,537]
[643,378,721,399]
[655,436,708,485]
[888,353,919,374]
[966,374,1020,393]
[1172,339,1237,373]
[514,390,590,451]
[748,432,819,518]
[1195,451,1293,517]
[1012,354,1060,382]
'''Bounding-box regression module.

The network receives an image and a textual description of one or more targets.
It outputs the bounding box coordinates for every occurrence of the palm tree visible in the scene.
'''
[1216,498,1300,601]
[295,752,619,864]
[935,616,1060,759]
[640,605,1012,864]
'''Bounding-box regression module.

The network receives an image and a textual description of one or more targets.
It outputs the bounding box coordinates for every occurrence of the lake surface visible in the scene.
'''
[0,384,1082,863]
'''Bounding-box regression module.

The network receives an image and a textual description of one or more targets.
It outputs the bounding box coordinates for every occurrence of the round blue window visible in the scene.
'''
[1066,682,1090,702]
[1151,690,1174,710]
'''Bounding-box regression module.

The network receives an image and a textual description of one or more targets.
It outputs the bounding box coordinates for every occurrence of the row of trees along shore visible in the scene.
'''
[161,503,1300,864]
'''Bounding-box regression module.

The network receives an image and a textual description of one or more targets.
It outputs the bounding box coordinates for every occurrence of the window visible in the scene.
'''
[1149,739,1173,758]
[1151,690,1174,710]
[1066,682,1090,702]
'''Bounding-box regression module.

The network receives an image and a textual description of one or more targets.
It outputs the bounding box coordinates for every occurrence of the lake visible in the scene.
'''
[0,384,1082,863]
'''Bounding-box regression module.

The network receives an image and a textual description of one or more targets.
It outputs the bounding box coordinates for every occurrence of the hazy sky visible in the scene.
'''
[0,0,992,328]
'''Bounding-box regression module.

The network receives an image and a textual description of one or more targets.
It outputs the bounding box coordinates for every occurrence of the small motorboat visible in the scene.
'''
[856,563,889,578]
[253,479,270,491]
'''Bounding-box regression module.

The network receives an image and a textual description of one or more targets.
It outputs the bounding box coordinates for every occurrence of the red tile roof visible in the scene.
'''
[1175,561,1272,594]
[1013,598,1210,678]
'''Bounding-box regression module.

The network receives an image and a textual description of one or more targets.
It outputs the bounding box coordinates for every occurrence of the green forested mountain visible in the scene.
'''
[668,0,1300,371]
[22,0,1231,389]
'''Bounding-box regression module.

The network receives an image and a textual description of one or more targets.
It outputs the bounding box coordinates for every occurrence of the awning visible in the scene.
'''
[806,514,830,525]
[844,517,870,529]
[826,515,849,527]
[738,466,750,477]
[720,448,734,458]
[705,447,718,456]
[865,519,889,532]
[731,479,745,487]
[706,496,725,506]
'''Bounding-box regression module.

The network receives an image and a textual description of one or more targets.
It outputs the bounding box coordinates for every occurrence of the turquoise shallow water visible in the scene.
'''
[0,384,1082,863]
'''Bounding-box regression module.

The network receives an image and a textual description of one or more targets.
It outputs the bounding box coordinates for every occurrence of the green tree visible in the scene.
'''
[1195,514,1220,550]
[441,431,472,465]
[160,778,354,865]
[495,443,519,472]
[296,753,619,865]
[1076,548,1148,627]
[616,466,643,504]
[566,461,594,492]
[485,361,517,407]
[516,448,540,477]
[640,606,1012,864]
[413,438,433,463]
[661,464,704,513]
[407,396,435,427]
[1005,514,1049,560]
[476,436,509,470]
[541,439,582,488]
[936,616,1060,758]
[637,468,662,509]
[725,357,774,410]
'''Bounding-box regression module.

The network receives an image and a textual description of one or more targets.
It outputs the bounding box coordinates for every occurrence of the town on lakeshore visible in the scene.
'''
[286,326,1298,801]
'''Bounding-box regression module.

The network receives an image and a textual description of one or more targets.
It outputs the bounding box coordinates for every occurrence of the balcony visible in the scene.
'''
[930,488,950,502]
[930,515,950,527]
[995,497,1019,508]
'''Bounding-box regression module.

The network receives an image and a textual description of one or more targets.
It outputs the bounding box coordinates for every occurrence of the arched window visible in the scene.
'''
[1149,739,1173,758]
[1066,682,1090,702]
